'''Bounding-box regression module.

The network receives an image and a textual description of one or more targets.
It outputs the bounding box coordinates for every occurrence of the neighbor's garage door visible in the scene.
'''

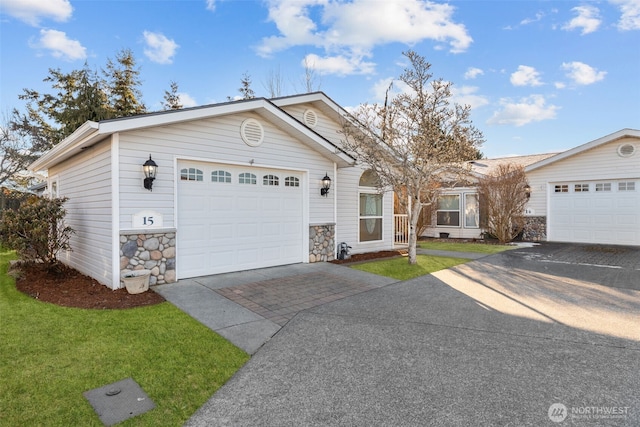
[549,180,640,245]
[177,161,304,278]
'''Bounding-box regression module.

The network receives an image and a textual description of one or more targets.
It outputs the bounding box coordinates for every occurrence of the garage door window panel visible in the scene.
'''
[263,175,279,186]
[574,184,589,192]
[285,176,300,187]
[212,170,232,183]
[619,182,636,191]
[239,173,257,185]
[181,168,203,181]
[554,185,568,193]
[595,183,611,192]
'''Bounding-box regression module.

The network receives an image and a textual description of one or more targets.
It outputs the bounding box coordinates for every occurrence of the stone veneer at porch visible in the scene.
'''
[309,224,335,262]
[120,230,176,287]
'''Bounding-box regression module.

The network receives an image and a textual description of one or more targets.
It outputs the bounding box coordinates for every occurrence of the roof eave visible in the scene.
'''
[526,128,640,172]
[28,121,100,172]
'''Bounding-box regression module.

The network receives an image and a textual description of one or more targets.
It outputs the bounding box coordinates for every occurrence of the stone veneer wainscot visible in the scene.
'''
[522,216,547,242]
[120,229,176,287]
[309,224,335,262]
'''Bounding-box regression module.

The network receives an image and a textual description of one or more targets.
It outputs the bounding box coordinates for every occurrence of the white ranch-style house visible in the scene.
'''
[424,128,640,246]
[28,91,638,290]
[29,93,397,289]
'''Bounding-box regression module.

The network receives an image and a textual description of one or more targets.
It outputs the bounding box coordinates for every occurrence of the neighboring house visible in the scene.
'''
[28,92,398,290]
[422,153,558,240]
[423,128,640,246]
[525,128,640,246]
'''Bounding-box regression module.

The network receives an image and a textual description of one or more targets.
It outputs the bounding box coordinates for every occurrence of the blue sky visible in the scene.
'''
[1,0,639,157]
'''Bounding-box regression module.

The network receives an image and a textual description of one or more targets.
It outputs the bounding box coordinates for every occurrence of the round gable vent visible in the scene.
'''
[303,109,318,128]
[240,118,264,147]
[617,143,636,157]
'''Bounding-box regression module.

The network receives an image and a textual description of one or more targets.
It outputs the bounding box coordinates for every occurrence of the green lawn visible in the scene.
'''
[351,254,470,280]
[0,249,249,426]
[418,240,514,254]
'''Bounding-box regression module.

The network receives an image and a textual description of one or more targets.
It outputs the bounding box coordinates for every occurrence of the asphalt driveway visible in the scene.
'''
[182,243,640,426]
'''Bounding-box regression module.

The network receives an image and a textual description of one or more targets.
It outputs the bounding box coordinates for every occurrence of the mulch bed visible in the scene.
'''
[12,249,410,310]
[13,262,165,310]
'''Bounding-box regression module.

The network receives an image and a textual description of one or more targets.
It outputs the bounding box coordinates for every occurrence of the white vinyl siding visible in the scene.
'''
[47,138,113,286]
[336,166,394,254]
[117,112,336,229]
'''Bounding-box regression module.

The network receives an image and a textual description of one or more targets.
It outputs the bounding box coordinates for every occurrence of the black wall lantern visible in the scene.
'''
[524,184,531,199]
[143,155,158,191]
[320,173,331,197]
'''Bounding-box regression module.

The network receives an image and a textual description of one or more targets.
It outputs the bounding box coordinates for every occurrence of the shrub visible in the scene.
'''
[477,164,529,244]
[0,195,74,267]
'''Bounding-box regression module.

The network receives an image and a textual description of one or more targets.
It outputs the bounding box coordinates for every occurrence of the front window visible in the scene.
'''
[464,194,479,228]
[359,193,383,242]
[437,195,460,227]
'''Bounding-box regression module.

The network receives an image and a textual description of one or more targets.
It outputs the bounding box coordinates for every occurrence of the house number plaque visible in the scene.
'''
[133,210,163,228]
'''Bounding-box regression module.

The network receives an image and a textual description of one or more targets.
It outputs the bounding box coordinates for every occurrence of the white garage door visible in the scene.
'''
[177,161,305,278]
[549,180,640,245]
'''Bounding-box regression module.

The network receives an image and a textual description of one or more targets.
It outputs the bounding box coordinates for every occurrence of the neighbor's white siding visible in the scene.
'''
[526,136,640,217]
[117,112,336,229]
[48,137,113,286]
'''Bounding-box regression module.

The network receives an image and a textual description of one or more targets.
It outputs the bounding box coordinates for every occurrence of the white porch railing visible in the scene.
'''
[394,214,409,246]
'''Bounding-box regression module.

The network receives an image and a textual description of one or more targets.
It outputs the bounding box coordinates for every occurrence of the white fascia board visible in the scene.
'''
[28,121,100,172]
[98,99,272,134]
[526,128,640,172]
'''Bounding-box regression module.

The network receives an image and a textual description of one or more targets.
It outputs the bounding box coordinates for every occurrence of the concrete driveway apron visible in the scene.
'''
[184,243,640,426]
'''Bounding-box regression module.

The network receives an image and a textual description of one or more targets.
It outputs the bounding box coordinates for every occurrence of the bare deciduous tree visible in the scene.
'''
[263,66,286,98]
[341,50,484,264]
[477,163,530,244]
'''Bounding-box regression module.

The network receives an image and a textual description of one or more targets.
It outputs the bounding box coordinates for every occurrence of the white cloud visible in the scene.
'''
[451,85,489,110]
[464,67,484,80]
[562,5,601,34]
[257,0,472,75]
[520,11,545,26]
[31,29,86,61]
[303,53,375,76]
[1,0,72,26]
[609,0,640,30]
[371,77,411,101]
[561,61,606,85]
[510,65,543,87]
[205,0,216,12]
[178,93,197,108]
[143,31,179,64]
[487,95,559,127]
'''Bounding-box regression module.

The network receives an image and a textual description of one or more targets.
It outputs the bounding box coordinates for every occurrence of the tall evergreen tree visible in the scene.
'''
[104,48,146,117]
[162,81,183,110]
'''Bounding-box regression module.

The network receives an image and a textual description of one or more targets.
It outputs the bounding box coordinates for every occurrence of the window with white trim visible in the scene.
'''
[359,193,383,242]
[595,183,611,192]
[619,181,636,191]
[263,174,279,186]
[239,173,257,184]
[437,195,460,227]
[284,176,300,187]
[554,185,568,193]
[359,170,383,242]
[180,168,203,181]
[211,170,231,183]
[574,183,589,192]
[464,194,479,228]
